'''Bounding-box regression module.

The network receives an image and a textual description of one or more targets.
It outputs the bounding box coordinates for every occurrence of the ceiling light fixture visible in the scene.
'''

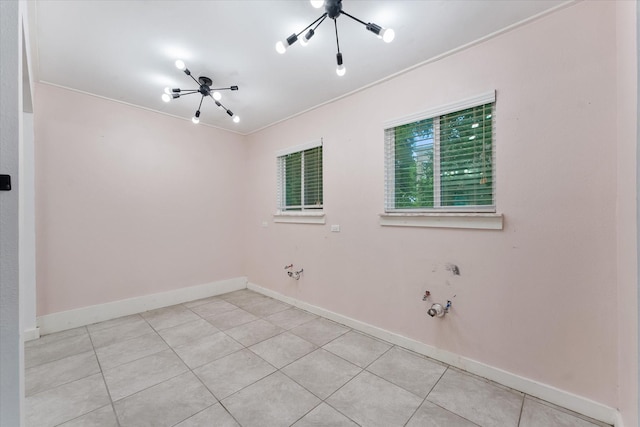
[276,0,394,76]
[162,60,239,124]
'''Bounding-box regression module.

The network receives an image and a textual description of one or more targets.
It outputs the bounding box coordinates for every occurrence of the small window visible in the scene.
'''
[385,96,495,212]
[277,141,323,211]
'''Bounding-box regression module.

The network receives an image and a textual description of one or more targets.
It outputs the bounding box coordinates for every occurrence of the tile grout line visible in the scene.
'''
[403,361,501,427]
[517,392,526,426]
[85,325,123,427]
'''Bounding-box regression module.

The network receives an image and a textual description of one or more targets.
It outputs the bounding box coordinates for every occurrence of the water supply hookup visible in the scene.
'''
[422,291,452,318]
[285,264,303,280]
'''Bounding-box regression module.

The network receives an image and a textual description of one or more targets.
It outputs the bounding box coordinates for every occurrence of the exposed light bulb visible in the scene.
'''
[310,0,324,8]
[192,116,199,124]
[300,29,314,47]
[336,52,345,76]
[161,93,171,103]
[213,91,222,101]
[381,28,395,43]
[276,34,298,54]
[233,115,240,123]
[164,87,171,95]
[175,59,186,70]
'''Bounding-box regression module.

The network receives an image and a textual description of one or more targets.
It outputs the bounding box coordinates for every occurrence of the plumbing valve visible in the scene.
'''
[422,291,431,301]
[428,300,452,318]
[427,303,445,318]
[285,264,303,280]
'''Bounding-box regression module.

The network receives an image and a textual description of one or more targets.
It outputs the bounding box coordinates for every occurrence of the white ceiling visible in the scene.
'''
[30,0,567,135]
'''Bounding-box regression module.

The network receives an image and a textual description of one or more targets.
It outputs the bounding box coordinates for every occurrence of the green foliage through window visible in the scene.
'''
[386,103,494,211]
[278,145,323,211]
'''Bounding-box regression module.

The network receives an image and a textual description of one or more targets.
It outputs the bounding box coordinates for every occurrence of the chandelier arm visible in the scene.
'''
[210,87,237,91]
[175,91,200,97]
[312,14,328,31]
[340,10,367,26]
[209,94,234,117]
[297,12,328,37]
[186,73,201,86]
[334,18,341,53]
[197,95,204,111]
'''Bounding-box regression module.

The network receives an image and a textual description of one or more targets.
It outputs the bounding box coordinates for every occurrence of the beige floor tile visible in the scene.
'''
[25,332,93,369]
[58,405,119,427]
[140,304,200,330]
[194,349,276,399]
[327,371,423,427]
[157,318,219,348]
[282,348,361,400]
[367,346,446,398]
[520,397,607,427]
[427,368,523,427]
[173,331,243,369]
[114,372,215,427]
[223,372,320,427]
[249,332,316,368]
[323,331,391,368]
[205,308,258,330]
[293,403,358,426]
[26,351,100,396]
[103,349,188,401]
[25,374,110,427]
[290,318,350,347]
[174,403,240,427]
[95,332,168,370]
[225,319,284,347]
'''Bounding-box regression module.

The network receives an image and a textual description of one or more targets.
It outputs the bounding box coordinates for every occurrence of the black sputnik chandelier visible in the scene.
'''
[275,0,395,76]
[162,60,240,124]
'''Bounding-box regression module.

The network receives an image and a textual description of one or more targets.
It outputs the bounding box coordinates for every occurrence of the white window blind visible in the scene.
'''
[385,95,495,212]
[277,141,323,211]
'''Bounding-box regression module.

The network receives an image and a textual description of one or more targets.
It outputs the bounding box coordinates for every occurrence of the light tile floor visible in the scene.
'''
[25,289,612,427]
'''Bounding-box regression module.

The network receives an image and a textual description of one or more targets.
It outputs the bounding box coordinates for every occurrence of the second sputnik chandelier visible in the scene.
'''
[162,60,240,124]
[275,0,395,76]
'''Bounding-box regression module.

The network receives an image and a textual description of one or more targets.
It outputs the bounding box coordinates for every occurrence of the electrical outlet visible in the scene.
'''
[331,224,340,232]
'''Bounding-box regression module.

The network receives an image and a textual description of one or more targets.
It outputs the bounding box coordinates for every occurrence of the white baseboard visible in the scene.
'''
[23,327,40,342]
[248,282,621,426]
[37,277,248,335]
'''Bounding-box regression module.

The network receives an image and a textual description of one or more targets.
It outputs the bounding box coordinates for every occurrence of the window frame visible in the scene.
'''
[381,91,503,230]
[274,139,325,224]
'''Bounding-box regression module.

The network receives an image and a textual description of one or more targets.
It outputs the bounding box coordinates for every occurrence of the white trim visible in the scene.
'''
[23,327,40,342]
[380,213,503,230]
[383,91,496,129]
[275,139,322,157]
[273,212,325,224]
[38,82,245,136]
[37,277,247,335]
[247,282,619,426]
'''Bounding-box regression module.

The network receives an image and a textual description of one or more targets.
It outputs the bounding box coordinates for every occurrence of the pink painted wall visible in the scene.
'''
[244,1,620,408]
[35,83,247,315]
[616,1,639,425]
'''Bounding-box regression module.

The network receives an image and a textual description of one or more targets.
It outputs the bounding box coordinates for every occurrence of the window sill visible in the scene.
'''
[379,212,503,230]
[273,212,326,224]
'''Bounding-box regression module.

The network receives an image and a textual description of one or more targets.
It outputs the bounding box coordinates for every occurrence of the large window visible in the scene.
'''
[277,142,323,211]
[385,95,495,212]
